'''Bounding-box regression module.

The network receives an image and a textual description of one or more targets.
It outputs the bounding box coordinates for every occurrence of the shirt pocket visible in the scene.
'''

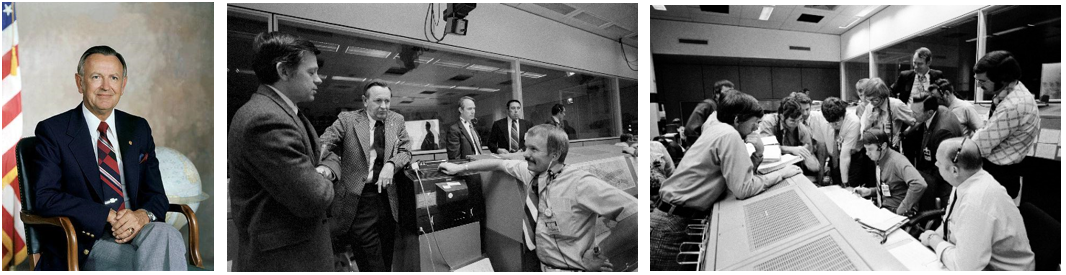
[541,197,578,241]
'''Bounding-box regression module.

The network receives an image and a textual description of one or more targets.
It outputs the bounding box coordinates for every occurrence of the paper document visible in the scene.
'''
[757,154,801,173]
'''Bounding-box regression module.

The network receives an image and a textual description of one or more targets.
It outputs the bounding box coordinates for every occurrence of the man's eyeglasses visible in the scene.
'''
[952,138,968,163]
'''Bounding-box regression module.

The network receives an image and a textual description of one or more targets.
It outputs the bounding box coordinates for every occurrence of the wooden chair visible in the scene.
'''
[15,136,203,270]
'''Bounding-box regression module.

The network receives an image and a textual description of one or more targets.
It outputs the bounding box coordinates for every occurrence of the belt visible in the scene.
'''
[653,199,706,219]
[540,262,583,272]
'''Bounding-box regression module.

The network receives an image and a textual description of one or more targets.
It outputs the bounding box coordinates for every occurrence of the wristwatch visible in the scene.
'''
[146,211,157,222]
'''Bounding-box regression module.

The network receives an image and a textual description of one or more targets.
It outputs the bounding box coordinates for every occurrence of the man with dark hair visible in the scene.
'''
[650,90,801,270]
[421,121,438,150]
[891,47,944,102]
[972,50,1040,199]
[683,80,734,144]
[317,81,412,271]
[32,45,186,271]
[447,96,483,159]
[854,129,926,215]
[438,125,637,271]
[920,138,1034,270]
[489,99,532,154]
[816,97,863,187]
[908,94,963,210]
[229,32,334,271]
[764,97,822,176]
[546,103,577,138]
[930,79,984,135]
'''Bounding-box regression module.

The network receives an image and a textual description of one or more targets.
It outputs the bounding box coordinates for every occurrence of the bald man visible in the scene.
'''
[919,137,1034,271]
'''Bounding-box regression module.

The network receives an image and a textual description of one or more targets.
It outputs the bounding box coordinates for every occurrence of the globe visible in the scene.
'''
[155,147,210,230]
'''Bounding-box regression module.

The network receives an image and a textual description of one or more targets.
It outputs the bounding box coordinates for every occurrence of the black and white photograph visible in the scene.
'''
[649,5,1060,271]
[225,3,637,272]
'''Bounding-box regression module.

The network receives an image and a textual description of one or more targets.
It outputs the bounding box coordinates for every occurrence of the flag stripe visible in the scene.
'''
[2,92,19,128]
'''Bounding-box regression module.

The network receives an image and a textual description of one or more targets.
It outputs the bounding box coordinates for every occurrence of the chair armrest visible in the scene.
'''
[20,212,80,271]
[167,204,203,268]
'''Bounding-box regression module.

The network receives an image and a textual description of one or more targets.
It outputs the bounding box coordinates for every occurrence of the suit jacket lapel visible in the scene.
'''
[257,86,316,160]
[383,113,396,160]
[66,105,105,200]
[354,110,374,165]
[298,113,320,164]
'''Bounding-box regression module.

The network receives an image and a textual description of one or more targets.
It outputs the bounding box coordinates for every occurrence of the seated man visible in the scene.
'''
[439,125,637,272]
[31,46,185,270]
[650,90,801,270]
[760,97,824,179]
[919,138,1034,270]
[853,129,927,215]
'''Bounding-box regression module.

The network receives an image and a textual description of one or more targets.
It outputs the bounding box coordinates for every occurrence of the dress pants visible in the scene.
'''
[649,209,694,271]
[342,185,396,272]
[983,159,1023,199]
[84,221,187,271]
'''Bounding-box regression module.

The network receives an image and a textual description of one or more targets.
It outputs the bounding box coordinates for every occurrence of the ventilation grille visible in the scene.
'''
[754,235,857,271]
[535,3,576,15]
[679,38,708,45]
[789,46,812,51]
[744,190,818,250]
[448,75,472,81]
[797,14,824,23]
[803,5,838,11]
[574,12,609,27]
[699,5,729,14]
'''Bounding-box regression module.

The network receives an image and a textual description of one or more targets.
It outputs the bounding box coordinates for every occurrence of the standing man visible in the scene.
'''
[446,96,483,160]
[546,103,577,138]
[931,79,984,135]
[229,32,335,271]
[972,50,1040,199]
[318,81,412,271]
[439,125,638,272]
[860,78,916,150]
[891,47,944,102]
[909,94,964,210]
[683,80,733,145]
[816,97,863,187]
[31,45,185,271]
[920,138,1034,270]
[488,99,532,154]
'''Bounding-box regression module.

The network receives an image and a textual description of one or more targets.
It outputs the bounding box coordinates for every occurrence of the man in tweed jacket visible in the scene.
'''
[318,81,412,271]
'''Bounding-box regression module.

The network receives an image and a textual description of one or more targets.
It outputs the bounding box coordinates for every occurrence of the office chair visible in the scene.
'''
[1019,202,1059,271]
[15,136,203,271]
[903,209,945,238]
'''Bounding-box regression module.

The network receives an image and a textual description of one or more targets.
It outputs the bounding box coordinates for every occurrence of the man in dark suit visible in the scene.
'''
[545,103,577,138]
[228,32,335,271]
[890,47,944,102]
[909,94,963,210]
[488,99,532,154]
[421,121,438,150]
[31,46,185,270]
[446,96,483,160]
[318,81,412,271]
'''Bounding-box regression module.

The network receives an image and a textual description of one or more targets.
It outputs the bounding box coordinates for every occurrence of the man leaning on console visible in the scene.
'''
[652,47,1039,271]
[228,31,636,272]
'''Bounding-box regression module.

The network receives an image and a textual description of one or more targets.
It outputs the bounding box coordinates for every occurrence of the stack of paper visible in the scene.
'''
[757,154,801,174]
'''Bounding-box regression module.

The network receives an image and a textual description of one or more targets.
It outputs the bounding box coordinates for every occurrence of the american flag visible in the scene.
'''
[1,1,26,271]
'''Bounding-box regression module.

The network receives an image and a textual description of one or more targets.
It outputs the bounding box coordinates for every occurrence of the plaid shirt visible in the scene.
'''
[974,82,1041,165]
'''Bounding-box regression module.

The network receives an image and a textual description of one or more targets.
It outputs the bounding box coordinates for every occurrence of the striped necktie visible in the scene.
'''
[523,174,540,250]
[96,122,125,211]
[911,74,926,101]
[510,120,520,152]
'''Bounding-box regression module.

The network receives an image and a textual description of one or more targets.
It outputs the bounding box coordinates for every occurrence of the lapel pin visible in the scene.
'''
[128,141,133,145]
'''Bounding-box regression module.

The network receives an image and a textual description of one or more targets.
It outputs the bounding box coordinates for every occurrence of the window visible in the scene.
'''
[984,5,1061,101]
[872,14,978,101]
[843,54,870,102]
[226,8,270,127]
[520,64,620,140]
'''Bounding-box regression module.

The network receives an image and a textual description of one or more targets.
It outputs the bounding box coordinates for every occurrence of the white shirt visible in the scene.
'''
[265,84,298,115]
[82,104,129,210]
[934,170,1034,271]
[460,118,481,154]
[365,111,382,183]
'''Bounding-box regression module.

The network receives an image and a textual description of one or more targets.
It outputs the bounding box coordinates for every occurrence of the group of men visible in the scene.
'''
[227,31,636,272]
[652,47,1040,271]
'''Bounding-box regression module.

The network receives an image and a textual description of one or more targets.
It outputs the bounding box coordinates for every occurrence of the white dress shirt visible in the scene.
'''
[934,170,1035,271]
[83,105,129,210]
[265,84,298,115]
[460,118,481,154]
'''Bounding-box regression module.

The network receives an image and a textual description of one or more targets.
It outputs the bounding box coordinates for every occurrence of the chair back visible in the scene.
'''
[15,136,42,255]
[1019,202,1060,271]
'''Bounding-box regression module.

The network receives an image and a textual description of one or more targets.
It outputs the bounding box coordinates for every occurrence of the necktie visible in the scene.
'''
[510,120,520,152]
[524,174,541,250]
[370,120,385,183]
[943,190,959,240]
[911,74,926,101]
[468,122,482,155]
[96,122,125,211]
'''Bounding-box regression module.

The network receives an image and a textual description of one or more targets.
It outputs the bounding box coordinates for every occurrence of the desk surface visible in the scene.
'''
[819,186,949,271]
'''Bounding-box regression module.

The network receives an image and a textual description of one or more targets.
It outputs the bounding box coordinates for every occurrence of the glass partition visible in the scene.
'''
[872,13,978,101]
[620,78,638,135]
[843,54,870,102]
[985,5,1061,101]
[227,8,270,127]
[520,64,619,140]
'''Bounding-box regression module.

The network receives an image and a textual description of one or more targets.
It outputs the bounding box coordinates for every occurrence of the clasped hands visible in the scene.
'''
[106,208,150,243]
[919,230,944,248]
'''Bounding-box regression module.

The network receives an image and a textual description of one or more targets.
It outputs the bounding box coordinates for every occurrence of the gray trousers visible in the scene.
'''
[84,221,187,271]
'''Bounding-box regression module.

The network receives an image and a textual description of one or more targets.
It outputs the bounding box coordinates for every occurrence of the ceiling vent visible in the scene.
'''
[574,12,609,27]
[399,100,414,104]
[797,14,824,23]
[789,46,812,51]
[803,5,838,11]
[310,40,340,52]
[679,38,709,45]
[535,3,576,15]
[699,5,729,14]
[420,91,437,95]
[499,80,513,85]
[448,75,472,81]
[384,67,410,75]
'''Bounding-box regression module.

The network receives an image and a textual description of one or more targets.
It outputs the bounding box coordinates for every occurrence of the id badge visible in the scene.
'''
[545,220,561,235]
[923,148,932,161]
[880,182,892,197]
